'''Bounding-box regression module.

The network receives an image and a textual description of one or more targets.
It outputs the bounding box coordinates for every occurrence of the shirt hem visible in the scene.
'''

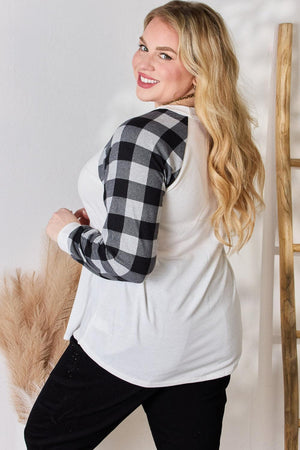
[71,333,239,388]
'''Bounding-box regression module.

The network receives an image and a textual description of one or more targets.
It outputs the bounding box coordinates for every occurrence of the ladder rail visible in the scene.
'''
[275,23,298,450]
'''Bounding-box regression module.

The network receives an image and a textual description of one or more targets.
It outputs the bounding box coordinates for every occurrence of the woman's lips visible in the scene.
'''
[137,73,160,89]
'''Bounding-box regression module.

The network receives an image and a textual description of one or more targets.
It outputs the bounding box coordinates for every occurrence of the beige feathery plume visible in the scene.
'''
[0,236,81,423]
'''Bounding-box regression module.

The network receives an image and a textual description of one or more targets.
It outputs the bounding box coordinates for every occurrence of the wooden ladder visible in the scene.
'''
[276,22,300,450]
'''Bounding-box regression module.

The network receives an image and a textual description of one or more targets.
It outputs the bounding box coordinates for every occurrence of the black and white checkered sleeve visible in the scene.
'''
[62,109,188,283]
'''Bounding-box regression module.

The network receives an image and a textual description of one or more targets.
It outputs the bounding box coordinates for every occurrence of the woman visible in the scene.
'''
[24,1,264,449]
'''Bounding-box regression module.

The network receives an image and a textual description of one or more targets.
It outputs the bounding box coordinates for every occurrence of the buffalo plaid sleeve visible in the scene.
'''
[57,109,188,283]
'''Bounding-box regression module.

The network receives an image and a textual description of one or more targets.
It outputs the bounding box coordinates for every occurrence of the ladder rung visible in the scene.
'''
[291,159,300,167]
[296,331,300,339]
[275,245,300,253]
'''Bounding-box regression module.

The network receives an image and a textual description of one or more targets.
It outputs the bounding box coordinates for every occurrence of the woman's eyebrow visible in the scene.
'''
[139,36,177,55]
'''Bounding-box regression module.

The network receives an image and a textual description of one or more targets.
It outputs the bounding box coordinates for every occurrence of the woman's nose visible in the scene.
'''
[139,53,155,71]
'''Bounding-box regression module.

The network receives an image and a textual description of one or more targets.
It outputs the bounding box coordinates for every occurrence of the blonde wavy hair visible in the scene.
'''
[144,1,265,252]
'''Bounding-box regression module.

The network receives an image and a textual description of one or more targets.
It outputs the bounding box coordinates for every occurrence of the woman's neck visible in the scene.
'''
[156,92,195,108]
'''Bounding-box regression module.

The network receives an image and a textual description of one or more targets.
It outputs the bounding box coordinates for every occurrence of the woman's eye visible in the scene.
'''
[138,44,148,52]
[138,44,172,61]
[160,53,172,61]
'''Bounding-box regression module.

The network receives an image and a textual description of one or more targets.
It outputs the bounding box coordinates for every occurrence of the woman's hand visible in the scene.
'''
[74,208,90,225]
[46,208,80,242]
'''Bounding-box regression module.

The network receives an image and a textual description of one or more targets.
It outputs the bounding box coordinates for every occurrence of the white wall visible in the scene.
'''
[0,0,299,448]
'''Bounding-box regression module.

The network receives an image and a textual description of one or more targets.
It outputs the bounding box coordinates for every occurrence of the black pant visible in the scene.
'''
[24,336,230,450]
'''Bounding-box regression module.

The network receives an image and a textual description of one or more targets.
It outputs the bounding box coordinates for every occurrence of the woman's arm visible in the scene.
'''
[46,208,89,241]
[48,111,187,283]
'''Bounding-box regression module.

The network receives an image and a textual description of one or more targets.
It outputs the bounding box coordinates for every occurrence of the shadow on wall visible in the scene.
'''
[95,407,156,450]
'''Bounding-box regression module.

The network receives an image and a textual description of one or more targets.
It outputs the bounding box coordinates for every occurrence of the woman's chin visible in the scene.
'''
[136,95,156,104]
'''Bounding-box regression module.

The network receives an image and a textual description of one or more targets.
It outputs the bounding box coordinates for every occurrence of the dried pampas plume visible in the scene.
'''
[0,236,81,423]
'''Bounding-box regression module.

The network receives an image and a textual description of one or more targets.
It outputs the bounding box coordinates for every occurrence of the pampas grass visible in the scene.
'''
[0,236,81,423]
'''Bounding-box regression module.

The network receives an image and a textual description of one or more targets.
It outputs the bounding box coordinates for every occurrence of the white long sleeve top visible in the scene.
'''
[57,104,242,387]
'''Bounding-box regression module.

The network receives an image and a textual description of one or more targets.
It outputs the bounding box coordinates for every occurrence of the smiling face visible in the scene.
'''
[132,17,196,107]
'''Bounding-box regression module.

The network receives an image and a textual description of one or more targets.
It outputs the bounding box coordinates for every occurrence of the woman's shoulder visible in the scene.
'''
[122,106,188,126]
[99,107,190,183]
[114,107,189,149]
